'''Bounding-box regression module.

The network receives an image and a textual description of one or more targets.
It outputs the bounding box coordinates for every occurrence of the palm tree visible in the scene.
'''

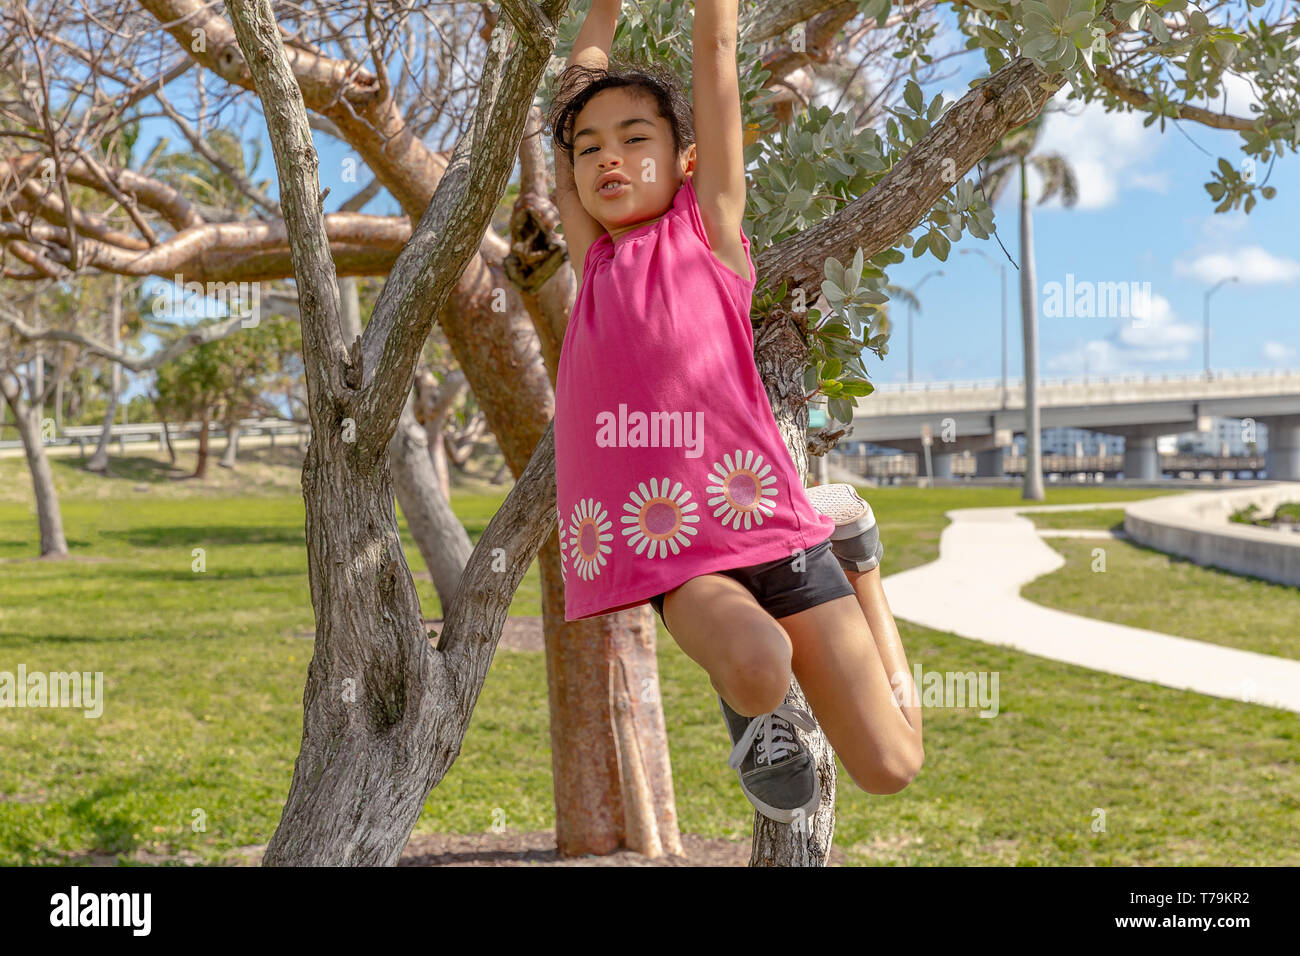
[979,108,1079,500]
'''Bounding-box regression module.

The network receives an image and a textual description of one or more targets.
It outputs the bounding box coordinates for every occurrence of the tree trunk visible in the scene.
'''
[750,308,837,866]
[87,275,124,473]
[1019,158,1045,501]
[224,0,671,866]
[161,415,177,464]
[220,419,241,468]
[389,388,474,611]
[0,373,69,558]
[412,366,466,499]
[193,410,210,479]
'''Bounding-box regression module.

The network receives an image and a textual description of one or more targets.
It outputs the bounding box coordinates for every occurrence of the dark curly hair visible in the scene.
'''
[545,60,695,164]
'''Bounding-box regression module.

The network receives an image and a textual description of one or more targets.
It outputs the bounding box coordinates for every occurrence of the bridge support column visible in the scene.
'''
[975,447,1006,477]
[1261,415,1300,481]
[927,451,953,478]
[1123,434,1160,480]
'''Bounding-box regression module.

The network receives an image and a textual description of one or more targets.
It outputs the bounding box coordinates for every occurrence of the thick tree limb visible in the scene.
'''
[757,55,1064,295]
[1,152,204,232]
[224,0,350,406]
[0,302,257,373]
[141,0,448,219]
[353,2,562,464]
[0,214,409,281]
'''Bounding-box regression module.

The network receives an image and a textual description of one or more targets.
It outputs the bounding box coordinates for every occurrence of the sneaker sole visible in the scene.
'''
[719,695,824,825]
[806,483,876,539]
[738,763,823,825]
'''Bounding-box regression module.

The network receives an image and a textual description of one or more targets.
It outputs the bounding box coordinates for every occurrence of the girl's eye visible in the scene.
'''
[580,137,643,155]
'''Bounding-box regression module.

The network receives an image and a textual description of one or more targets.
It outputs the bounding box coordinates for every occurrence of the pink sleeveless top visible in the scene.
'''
[554,176,836,621]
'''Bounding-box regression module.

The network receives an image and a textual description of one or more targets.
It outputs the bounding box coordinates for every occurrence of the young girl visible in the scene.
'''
[547,0,923,825]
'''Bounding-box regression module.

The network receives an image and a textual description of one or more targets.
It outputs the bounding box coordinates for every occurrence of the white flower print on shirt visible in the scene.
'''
[567,498,613,580]
[556,506,567,583]
[622,477,700,559]
[705,448,778,530]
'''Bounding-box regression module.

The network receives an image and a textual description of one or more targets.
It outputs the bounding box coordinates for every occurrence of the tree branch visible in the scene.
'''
[1095,65,1264,133]
[224,0,350,407]
[757,55,1064,295]
[0,302,256,373]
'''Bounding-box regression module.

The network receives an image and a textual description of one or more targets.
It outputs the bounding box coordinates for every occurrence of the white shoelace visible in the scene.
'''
[727,702,817,770]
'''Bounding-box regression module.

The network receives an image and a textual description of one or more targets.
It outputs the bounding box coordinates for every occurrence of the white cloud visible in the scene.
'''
[1187,70,1266,117]
[1045,292,1200,373]
[1264,341,1298,364]
[1198,208,1251,241]
[1029,89,1166,210]
[1175,246,1300,284]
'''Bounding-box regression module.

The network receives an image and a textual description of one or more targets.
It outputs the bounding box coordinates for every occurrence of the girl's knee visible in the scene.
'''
[845,745,924,795]
[714,632,792,716]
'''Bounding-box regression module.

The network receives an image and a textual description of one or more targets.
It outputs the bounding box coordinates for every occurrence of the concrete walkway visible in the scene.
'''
[880,501,1300,713]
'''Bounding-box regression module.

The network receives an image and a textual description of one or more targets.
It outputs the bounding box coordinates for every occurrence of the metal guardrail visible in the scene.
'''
[0,417,310,453]
[830,451,1268,478]
[871,368,1300,393]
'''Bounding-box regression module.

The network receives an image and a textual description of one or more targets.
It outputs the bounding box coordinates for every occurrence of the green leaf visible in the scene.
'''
[1146,8,1171,43]
[930,229,952,261]
[840,379,876,397]
[903,79,924,114]
[829,397,855,423]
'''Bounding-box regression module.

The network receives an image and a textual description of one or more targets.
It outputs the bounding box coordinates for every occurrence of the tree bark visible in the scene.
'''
[389,387,474,612]
[0,371,69,558]
[86,276,123,472]
[750,308,838,866]
[419,369,455,498]
[161,415,176,464]
[1019,158,1044,501]
[222,0,600,865]
[193,409,210,479]
[219,418,241,468]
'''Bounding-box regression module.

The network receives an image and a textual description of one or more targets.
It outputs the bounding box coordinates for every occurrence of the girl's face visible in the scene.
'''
[571,86,695,239]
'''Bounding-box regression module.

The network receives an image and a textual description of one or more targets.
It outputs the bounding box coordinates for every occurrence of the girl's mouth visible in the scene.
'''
[599,181,628,197]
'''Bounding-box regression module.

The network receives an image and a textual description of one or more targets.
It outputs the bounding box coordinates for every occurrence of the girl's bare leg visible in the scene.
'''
[775,566,923,794]
[660,573,794,717]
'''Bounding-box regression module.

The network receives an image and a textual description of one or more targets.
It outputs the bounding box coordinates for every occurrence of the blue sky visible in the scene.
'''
[129,7,1299,398]
[872,15,1300,386]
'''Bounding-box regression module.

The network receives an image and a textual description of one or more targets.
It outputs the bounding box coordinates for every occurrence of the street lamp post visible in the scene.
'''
[907,269,944,384]
[960,248,1008,406]
[1204,276,1239,380]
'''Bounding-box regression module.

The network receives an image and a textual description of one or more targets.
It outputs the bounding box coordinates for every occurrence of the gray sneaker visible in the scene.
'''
[806,482,884,573]
[718,691,821,824]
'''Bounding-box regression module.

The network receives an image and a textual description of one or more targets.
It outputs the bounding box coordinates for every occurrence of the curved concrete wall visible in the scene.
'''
[1124,482,1300,588]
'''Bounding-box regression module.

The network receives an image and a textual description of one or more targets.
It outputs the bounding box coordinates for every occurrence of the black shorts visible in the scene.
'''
[648,538,856,627]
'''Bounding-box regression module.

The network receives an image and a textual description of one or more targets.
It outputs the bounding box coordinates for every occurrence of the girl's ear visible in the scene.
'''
[681,143,697,177]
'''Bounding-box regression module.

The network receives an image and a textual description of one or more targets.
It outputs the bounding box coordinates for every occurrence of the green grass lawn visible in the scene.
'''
[1,449,1296,865]
[1023,534,1300,660]
[1026,508,1129,532]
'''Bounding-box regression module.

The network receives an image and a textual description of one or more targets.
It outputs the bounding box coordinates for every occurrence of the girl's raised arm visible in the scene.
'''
[569,0,620,71]
[690,0,747,270]
[553,0,621,287]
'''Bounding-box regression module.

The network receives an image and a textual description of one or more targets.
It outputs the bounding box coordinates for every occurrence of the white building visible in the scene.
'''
[1168,417,1267,456]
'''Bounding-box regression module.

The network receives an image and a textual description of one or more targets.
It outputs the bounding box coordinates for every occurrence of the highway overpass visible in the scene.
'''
[850,368,1300,480]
